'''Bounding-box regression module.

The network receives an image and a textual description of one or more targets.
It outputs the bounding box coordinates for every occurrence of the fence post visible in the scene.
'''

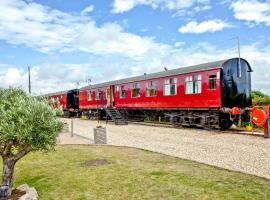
[71,119,74,137]
[94,126,107,144]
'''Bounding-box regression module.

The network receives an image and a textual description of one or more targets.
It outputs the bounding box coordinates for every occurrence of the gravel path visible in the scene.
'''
[61,118,270,179]
[58,132,92,144]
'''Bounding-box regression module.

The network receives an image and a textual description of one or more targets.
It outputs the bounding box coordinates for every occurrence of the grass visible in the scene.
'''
[1,145,270,200]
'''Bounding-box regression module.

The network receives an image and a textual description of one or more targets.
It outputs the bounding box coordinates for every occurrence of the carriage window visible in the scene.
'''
[194,75,202,94]
[185,76,193,94]
[96,89,101,100]
[185,75,202,94]
[87,90,92,101]
[164,78,177,96]
[209,75,217,90]
[131,82,140,98]
[120,85,126,99]
[146,81,157,97]
[105,88,109,100]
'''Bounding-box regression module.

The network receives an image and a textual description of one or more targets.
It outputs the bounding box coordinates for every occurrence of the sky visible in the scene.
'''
[0,0,270,95]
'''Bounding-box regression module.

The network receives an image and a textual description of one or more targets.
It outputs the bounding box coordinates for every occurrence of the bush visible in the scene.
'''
[55,106,64,117]
[252,90,270,106]
[0,88,63,197]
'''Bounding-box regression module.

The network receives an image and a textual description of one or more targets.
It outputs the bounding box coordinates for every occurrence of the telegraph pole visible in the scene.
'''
[28,66,31,95]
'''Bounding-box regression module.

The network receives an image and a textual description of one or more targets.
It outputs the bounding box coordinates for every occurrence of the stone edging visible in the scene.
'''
[17,184,38,200]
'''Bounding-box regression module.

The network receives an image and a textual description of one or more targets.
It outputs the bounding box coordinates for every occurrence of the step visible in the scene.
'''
[105,108,128,125]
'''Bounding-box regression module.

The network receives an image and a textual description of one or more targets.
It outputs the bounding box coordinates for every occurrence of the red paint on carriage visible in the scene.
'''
[79,88,107,109]
[115,68,221,109]
[47,91,67,109]
[79,68,222,110]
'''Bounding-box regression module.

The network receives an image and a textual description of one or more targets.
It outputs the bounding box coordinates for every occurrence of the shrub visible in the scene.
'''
[0,88,63,197]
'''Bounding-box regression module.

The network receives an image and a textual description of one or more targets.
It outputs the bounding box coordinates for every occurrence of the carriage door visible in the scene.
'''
[110,85,115,107]
[106,86,115,107]
[106,87,110,107]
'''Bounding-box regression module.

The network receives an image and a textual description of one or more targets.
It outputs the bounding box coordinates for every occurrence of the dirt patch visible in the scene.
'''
[84,159,110,167]
[8,189,26,200]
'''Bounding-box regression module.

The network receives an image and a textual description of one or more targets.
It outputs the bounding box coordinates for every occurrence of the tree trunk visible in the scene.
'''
[1,158,15,197]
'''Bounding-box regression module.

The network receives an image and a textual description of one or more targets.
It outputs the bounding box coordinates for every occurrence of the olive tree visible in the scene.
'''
[0,88,63,196]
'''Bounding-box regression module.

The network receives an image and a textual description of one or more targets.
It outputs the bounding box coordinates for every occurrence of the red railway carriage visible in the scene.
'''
[79,58,252,129]
[45,90,67,109]
[113,68,221,109]
[46,89,79,117]
[80,63,222,109]
[48,58,252,129]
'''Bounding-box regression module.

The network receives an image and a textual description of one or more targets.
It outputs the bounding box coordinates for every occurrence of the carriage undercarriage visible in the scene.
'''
[80,107,234,130]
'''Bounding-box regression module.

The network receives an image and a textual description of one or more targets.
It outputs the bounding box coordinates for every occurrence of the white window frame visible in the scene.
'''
[194,75,202,94]
[105,88,110,100]
[131,82,140,98]
[120,85,126,99]
[185,74,202,94]
[87,90,92,101]
[163,78,177,96]
[185,76,193,94]
[146,81,157,97]
[209,75,217,90]
[96,89,101,100]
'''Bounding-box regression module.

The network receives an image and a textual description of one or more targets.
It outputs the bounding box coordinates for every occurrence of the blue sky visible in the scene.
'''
[0,0,270,94]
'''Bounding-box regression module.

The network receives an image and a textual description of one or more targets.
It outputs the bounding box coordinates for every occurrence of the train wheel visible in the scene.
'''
[219,119,233,130]
[64,110,71,118]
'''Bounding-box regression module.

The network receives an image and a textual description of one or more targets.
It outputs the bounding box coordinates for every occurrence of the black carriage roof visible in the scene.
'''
[81,58,232,90]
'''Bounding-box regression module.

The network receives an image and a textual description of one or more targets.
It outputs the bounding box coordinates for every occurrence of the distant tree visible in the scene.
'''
[252,90,270,106]
[0,88,63,197]
[252,90,269,98]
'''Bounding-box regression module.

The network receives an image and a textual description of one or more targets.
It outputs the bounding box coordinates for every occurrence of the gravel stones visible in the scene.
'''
[61,119,270,179]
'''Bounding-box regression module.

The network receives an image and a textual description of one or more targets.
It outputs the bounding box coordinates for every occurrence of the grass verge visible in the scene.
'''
[1,145,270,200]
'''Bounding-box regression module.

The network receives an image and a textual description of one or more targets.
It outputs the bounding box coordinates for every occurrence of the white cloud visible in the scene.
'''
[0,0,269,96]
[231,0,270,26]
[0,0,87,53]
[112,0,210,13]
[174,41,185,47]
[193,5,211,12]
[0,0,167,58]
[81,5,94,15]
[0,64,94,94]
[1,68,22,86]
[1,42,270,95]
[178,19,232,33]
[75,22,168,57]
[171,4,211,18]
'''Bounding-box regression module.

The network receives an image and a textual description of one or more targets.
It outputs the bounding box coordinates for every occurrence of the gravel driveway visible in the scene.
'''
[60,118,270,179]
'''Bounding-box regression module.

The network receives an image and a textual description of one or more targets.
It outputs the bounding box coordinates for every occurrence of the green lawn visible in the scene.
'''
[1,145,270,200]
